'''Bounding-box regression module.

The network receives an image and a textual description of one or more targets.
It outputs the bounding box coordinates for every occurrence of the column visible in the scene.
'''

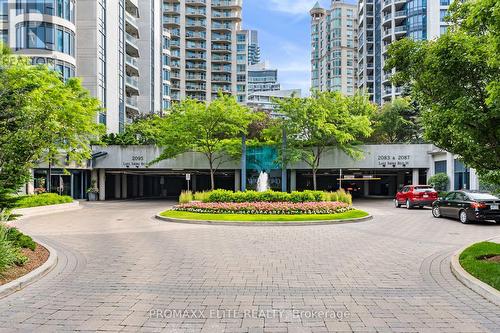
[290,170,297,192]
[363,181,370,197]
[446,153,455,191]
[98,169,106,201]
[122,174,128,199]
[412,169,419,185]
[27,169,35,195]
[234,170,241,192]
[132,175,138,198]
[139,175,144,197]
[115,174,121,199]
[469,168,479,191]
[192,174,197,193]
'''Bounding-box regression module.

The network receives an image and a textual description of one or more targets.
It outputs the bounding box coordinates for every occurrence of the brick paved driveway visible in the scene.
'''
[0,200,499,332]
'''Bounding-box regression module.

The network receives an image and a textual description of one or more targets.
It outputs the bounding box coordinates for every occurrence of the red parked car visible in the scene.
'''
[395,185,438,209]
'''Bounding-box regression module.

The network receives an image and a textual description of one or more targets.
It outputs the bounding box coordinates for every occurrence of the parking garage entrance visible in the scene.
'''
[103,170,236,200]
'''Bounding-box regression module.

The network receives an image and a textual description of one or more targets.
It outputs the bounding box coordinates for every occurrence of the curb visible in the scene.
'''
[0,240,58,300]
[155,213,373,226]
[450,242,500,307]
[12,201,81,221]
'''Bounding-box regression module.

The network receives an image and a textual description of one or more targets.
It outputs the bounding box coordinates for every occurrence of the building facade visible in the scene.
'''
[28,144,479,200]
[247,62,280,95]
[1,0,77,81]
[162,0,243,103]
[1,0,165,133]
[310,0,358,96]
[357,0,451,104]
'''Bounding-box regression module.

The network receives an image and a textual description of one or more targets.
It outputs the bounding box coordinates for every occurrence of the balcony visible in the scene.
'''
[212,44,231,53]
[163,16,180,27]
[125,55,139,76]
[125,11,140,38]
[125,33,140,57]
[212,55,231,63]
[125,96,139,113]
[125,0,139,18]
[125,75,139,95]
[212,0,242,8]
[212,11,241,21]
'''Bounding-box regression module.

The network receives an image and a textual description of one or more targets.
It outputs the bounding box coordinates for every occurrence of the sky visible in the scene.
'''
[242,0,356,96]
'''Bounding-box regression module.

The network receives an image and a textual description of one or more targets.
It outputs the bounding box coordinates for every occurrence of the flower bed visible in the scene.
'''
[174,201,352,215]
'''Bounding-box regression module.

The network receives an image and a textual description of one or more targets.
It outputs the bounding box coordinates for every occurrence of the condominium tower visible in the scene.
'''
[1,0,163,133]
[310,0,358,95]
[357,0,451,104]
[163,0,243,103]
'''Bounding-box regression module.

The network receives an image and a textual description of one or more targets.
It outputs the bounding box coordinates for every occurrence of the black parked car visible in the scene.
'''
[432,191,500,224]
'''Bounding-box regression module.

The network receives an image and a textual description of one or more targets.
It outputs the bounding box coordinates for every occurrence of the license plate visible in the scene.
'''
[491,204,499,210]
[423,195,429,198]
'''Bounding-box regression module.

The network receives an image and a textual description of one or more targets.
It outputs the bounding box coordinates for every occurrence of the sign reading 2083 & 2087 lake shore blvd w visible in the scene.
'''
[377,154,411,168]
[122,155,147,168]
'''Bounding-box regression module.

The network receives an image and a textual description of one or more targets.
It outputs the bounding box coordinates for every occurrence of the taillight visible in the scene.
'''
[471,202,487,209]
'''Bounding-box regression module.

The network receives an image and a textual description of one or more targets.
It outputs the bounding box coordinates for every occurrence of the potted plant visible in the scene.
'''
[86,181,99,201]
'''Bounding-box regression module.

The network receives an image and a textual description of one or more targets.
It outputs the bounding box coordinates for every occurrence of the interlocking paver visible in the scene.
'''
[0,200,498,332]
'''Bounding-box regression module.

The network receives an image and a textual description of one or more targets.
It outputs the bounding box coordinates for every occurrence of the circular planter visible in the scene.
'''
[155,212,372,226]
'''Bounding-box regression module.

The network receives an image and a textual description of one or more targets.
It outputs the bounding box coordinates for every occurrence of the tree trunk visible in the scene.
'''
[210,169,215,191]
[312,168,317,191]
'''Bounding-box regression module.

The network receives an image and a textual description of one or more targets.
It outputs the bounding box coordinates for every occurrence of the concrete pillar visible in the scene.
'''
[192,174,197,193]
[122,174,128,199]
[446,153,455,191]
[27,169,35,195]
[98,169,106,201]
[397,172,405,189]
[469,168,479,191]
[363,181,370,197]
[132,175,138,198]
[115,174,121,199]
[234,170,241,192]
[139,175,144,197]
[290,170,297,191]
[412,169,419,185]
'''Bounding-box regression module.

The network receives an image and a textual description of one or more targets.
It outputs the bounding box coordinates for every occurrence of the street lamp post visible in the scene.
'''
[281,126,287,192]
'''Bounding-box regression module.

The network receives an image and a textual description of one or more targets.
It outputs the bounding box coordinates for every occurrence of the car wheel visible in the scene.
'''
[459,210,469,224]
[406,199,412,209]
[432,206,441,218]
[394,199,401,208]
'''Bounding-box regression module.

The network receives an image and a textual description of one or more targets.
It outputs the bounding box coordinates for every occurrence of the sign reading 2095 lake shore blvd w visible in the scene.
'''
[377,154,411,168]
[122,155,147,168]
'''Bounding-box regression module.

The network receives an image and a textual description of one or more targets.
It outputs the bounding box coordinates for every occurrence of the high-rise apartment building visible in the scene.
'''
[1,0,77,81]
[247,62,280,95]
[244,29,260,65]
[358,0,451,104]
[163,0,243,103]
[310,0,358,96]
[1,0,164,133]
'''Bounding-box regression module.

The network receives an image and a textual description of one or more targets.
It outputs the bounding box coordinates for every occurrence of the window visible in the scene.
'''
[440,0,450,5]
[454,160,470,190]
[434,161,447,174]
[440,9,448,22]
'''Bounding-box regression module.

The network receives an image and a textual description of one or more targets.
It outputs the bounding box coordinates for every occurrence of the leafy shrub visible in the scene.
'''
[15,193,73,209]
[0,224,28,274]
[428,173,449,192]
[204,189,351,204]
[6,228,36,251]
[179,191,193,204]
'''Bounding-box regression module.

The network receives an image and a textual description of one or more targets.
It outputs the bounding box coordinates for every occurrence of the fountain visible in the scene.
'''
[256,171,270,192]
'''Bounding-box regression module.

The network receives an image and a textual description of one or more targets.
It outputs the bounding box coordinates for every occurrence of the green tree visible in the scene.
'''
[371,97,420,143]
[0,45,104,213]
[153,94,256,190]
[385,0,500,184]
[271,92,376,190]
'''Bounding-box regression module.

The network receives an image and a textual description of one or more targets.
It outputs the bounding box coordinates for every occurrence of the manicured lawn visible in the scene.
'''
[459,242,500,291]
[160,209,369,222]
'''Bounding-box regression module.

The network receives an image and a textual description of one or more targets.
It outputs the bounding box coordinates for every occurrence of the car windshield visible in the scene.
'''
[467,193,498,200]
[414,186,434,192]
